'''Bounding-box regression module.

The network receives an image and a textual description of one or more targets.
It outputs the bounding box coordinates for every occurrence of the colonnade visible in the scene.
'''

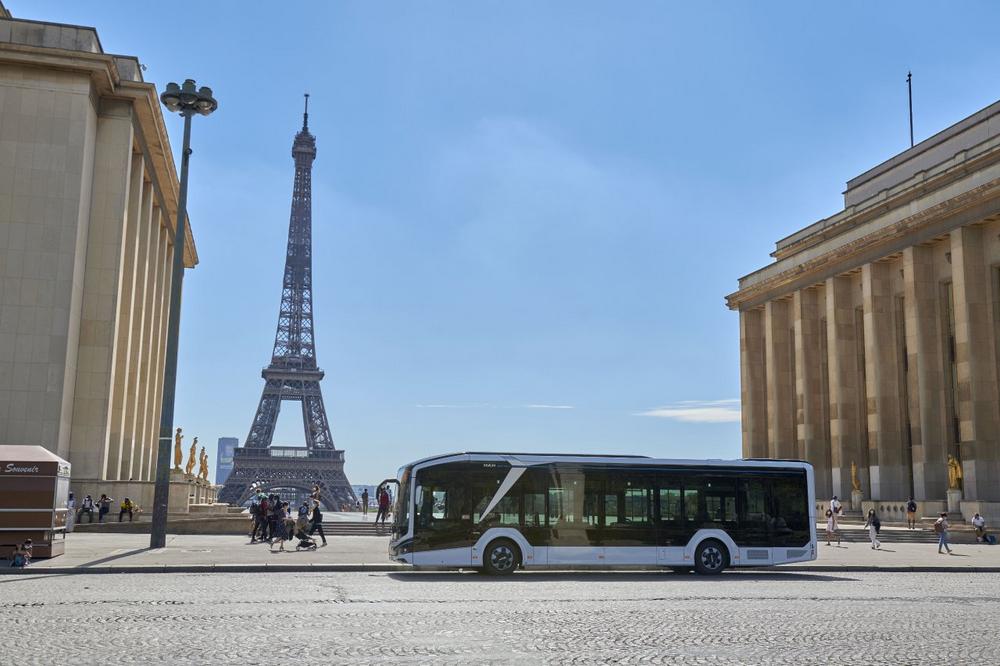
[740,223,1000,504]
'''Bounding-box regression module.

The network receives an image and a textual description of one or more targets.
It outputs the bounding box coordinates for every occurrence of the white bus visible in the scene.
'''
[387,452,816,575]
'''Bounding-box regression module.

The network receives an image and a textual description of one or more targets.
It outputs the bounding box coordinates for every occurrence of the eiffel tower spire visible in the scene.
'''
[219,100,355,510]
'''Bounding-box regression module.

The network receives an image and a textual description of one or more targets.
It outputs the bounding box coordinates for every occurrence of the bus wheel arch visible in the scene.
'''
[482,538,521,575]
[693,538,729,575]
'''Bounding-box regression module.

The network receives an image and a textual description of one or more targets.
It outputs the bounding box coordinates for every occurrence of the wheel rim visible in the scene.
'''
[490,545,514,571]
[700,545,723,571]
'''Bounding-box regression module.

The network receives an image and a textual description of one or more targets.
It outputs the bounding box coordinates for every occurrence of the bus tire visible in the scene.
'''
[482,538,520,576]
[693,539,728,575]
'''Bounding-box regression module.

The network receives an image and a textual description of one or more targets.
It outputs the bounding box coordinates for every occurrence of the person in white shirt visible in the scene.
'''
[65,492,76,535]
[825,509,840,546]
[864,509,881,550]
[972,513,987,543]
[934,513,952,554]
[829,496,842,530]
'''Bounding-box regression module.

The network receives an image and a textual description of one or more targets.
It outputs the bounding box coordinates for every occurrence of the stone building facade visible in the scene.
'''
[727,100,1000,524]
[0,8,214,509]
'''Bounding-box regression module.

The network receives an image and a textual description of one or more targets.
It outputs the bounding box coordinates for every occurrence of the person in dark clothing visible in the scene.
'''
[97,494,114,523]
[308,502,327,546]
[361,489,369,518]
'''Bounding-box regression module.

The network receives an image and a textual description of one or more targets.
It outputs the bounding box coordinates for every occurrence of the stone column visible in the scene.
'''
[765,299,796,459]
[146,225,174,481]
[136,207,164,481]
[862,261,907,500]
[826,276,866,499]
[794,287,831,499]
[69,100,135,481]
[740,308,768,458]
[950,226,1000,501]
[106,151,144,480]
[120,177,154,480]
[902,246,948,500]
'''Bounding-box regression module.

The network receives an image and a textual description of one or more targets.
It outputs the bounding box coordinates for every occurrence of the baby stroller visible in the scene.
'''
[294,524,317,551]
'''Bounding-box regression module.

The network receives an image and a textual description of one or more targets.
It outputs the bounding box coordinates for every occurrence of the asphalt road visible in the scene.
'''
[1,571,995,664]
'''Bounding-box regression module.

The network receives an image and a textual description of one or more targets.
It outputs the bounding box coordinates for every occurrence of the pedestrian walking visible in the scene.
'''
[270,502,289,552]
[118,497,135,522]
[65,492,76,535]
[79,494,95,523]
[361,488,369,519]
[864,508,881,549]
[311,484,322,504]
[905,498,918,529]
[972,512,987,543]
[934,512,952,554]
[309,502,328,546]
[829,495,842,530]
[97,494,114,523]
[376,487,390,525]
[825,509,840,546]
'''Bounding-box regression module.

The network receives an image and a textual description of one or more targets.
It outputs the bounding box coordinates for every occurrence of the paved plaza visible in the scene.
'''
[5,531,999,573]
[1,570,996,664]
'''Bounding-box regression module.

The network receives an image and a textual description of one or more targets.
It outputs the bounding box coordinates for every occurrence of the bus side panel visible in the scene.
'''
[603,547,657,565]
[411,547,473,567]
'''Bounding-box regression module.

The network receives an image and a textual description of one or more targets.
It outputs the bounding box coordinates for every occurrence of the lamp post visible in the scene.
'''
[150,79,217,549]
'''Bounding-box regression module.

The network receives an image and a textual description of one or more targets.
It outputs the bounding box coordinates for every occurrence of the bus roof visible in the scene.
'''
[402,451,812,470]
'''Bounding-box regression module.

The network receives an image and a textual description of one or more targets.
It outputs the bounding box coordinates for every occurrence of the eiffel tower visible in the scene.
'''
[219,97,356,510]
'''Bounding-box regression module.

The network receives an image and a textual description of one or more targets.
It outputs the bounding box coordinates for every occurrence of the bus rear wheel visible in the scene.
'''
[482,539,520,576]
[694,539,728,575]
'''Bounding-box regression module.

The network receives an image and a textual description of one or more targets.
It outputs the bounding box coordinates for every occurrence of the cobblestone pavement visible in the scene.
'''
[1,571,995,664]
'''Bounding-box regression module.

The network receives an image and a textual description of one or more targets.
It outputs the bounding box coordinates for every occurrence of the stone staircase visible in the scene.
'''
[819,523,977,544]
[320,520,391,537]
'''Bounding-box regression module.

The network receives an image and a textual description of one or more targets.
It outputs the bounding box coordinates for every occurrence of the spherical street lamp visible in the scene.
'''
[150,79,217,550]
[160,78,218,116]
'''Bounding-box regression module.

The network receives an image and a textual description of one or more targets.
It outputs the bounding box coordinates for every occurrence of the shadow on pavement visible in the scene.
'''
[387,570,856,583]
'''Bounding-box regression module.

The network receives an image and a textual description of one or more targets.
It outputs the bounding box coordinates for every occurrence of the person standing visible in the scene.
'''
[270,502,289,552]
[825,509,840,546]
[864,509,881,549]
[829,495,842,531]
[905,498,918,530]
[972,512,987,543]
[309,503,328,547]
[97,494,114,523]
[79,495,95,523]
[65,492,76,535]
[361,489,369,519]
[378,488,391,526]
[934,512,952,554]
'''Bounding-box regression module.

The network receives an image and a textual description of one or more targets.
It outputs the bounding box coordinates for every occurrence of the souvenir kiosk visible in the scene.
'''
[0,445,70,559]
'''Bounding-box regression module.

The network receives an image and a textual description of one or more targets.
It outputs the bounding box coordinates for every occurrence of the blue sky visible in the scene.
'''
[25,1,1000,484]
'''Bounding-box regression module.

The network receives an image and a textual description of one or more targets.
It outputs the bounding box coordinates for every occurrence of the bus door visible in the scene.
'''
[542,467,604,565]
[412,466,475,565]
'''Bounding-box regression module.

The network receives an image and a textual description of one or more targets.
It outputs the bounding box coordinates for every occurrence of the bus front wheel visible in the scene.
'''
[694,539,728,575]
[482,539,520,576]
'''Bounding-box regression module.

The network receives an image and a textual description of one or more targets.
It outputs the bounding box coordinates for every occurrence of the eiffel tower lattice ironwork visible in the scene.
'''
[219,97,356,510]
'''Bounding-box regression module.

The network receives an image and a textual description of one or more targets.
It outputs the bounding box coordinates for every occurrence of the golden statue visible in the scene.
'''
[850,460,861,493]
[173,428,184,470]
[185,437,198,476]
[947,454,963,491]
[198,447,209,481]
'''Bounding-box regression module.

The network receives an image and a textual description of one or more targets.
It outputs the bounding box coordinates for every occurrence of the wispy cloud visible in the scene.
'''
[636,399,741,423]
[417,403,574,410]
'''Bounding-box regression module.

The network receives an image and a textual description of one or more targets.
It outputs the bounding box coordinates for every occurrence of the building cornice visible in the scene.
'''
[726,177,1000,311]
[0,35,197,267]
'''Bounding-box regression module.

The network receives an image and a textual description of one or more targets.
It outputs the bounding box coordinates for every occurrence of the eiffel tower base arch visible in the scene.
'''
[217,447,355,511]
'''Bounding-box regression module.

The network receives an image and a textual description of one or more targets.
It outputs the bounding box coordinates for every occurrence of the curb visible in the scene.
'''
[3,563,1000,575]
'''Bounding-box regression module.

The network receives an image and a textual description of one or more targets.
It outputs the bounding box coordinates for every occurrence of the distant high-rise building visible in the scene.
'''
[216,438,238,485]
